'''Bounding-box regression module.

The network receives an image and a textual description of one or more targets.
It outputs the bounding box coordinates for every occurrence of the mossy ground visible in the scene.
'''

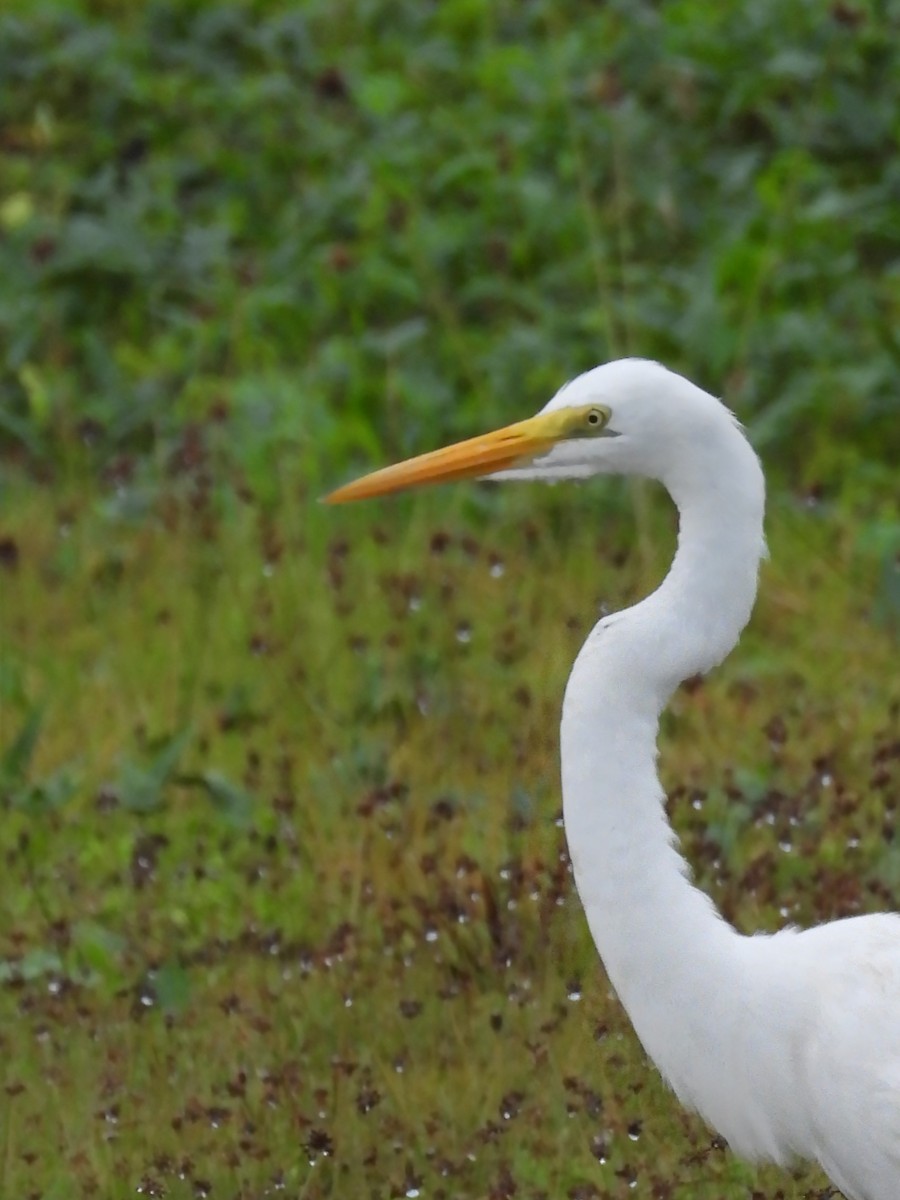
[1,470,897,1199]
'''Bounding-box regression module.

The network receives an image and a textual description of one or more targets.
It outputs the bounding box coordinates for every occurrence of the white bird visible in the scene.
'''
[326,358,900,1200]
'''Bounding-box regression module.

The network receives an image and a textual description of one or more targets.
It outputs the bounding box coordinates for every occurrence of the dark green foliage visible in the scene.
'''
[1,0,898,487]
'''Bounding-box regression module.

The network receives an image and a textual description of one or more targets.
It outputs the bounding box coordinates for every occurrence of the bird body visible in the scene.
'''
[327,359,900,1200]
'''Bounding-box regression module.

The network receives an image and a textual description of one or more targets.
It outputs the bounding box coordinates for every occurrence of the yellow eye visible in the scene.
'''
[583,405,611,434]
[552,404,612,441]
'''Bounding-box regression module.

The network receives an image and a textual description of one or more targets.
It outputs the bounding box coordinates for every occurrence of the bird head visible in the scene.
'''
[324,358,733,503]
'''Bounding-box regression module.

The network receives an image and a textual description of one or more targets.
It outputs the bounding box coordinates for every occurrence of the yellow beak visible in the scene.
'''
[324,412,562,505]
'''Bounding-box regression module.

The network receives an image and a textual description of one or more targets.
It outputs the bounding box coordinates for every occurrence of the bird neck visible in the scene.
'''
[560,426,766,1114]
[652,445,766,686]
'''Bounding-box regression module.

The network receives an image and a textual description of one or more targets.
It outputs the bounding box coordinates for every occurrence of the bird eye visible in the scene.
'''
[584,406,610,433]
[558,404,611,440]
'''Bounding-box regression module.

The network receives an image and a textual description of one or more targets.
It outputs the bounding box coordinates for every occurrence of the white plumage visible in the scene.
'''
[328,359,900,1200]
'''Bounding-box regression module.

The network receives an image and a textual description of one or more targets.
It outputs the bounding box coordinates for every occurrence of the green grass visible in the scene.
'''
[1,469,898,1198]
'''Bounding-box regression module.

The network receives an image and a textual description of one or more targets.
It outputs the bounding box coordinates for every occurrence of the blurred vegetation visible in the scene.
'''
[1,1,899,1197]
[1,0,899,496]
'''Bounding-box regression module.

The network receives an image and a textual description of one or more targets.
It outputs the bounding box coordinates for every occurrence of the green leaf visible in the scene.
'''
[179,769,254,829]
[0,947,63,983]
[18,363,51,426]
[69,920,127,987]
[72,920,127,969]
[153,962,192,1016]
[0,707,43,787]
[13,767,79,815]
[355,71,408,117]
[115,730,192,813]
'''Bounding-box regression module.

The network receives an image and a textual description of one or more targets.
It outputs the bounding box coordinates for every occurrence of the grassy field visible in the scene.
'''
[1,470,898,1198]
[1,0,900,1197]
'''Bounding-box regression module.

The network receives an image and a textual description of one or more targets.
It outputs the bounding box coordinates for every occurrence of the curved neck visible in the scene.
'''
[654,443,766,686]
[560,425,767,1129]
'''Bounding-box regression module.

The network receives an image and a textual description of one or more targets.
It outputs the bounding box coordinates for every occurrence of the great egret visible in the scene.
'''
[326,358,900,1200]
